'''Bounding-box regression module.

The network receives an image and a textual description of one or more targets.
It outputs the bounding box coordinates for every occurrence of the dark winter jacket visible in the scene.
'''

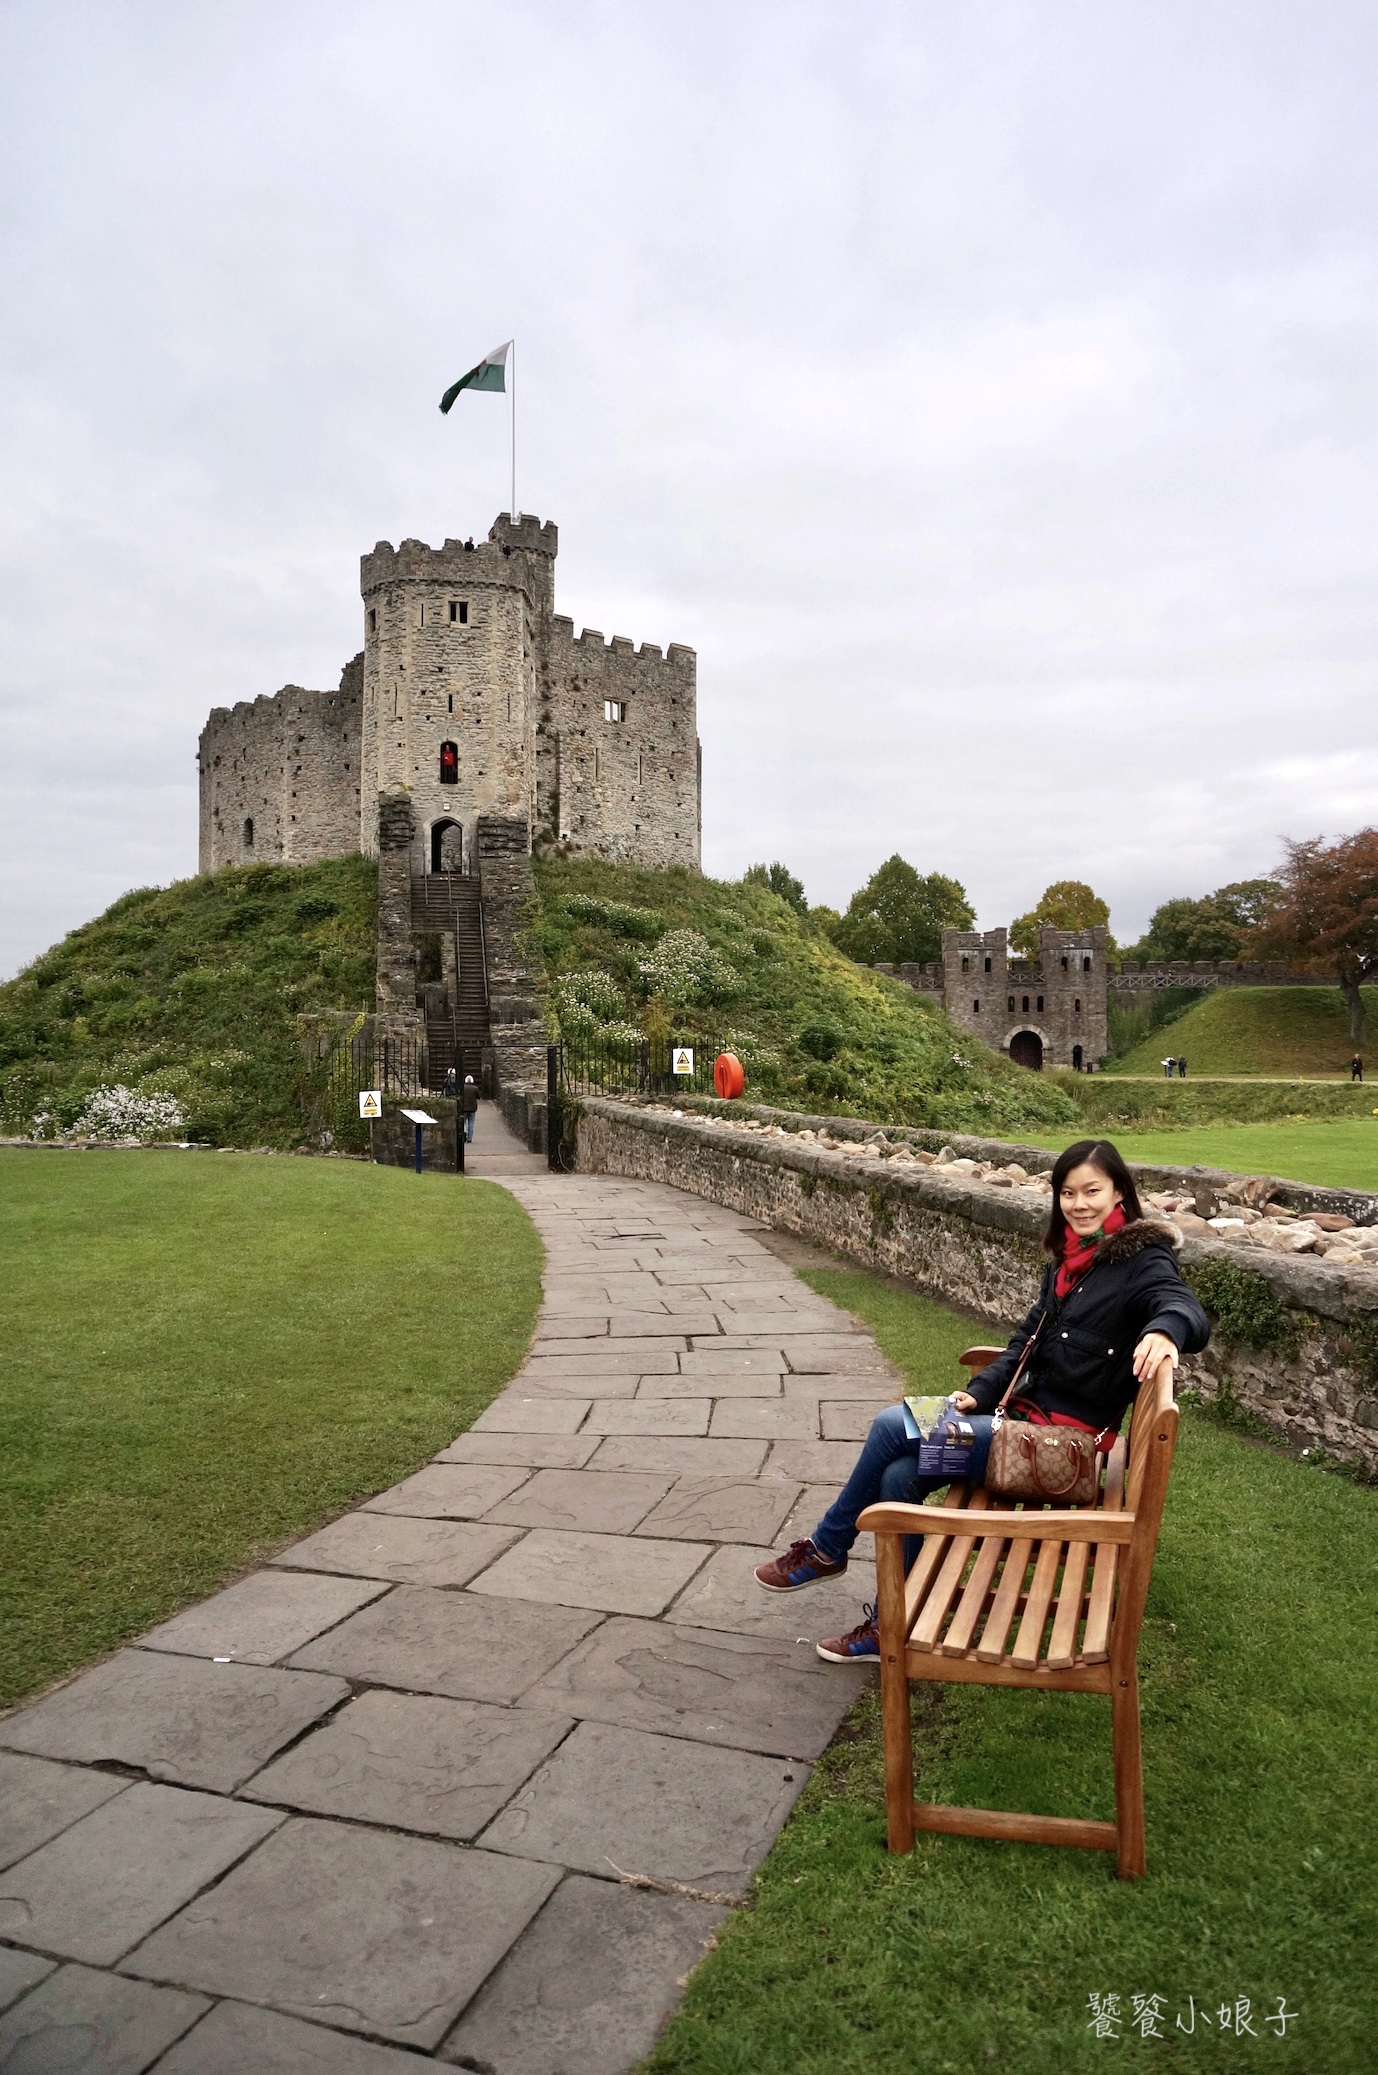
[965,1220,1210,1434]
[461,1082,480,1116]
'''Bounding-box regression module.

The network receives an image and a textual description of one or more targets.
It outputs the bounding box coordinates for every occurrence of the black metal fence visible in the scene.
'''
[298,1031,454,1153]
[555,1033,731,1101]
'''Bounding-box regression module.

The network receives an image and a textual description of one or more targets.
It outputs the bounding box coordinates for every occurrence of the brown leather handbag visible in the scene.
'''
[983,1314,1108,1507]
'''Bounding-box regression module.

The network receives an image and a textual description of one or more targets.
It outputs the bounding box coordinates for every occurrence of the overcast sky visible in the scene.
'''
[2,1,1376,975]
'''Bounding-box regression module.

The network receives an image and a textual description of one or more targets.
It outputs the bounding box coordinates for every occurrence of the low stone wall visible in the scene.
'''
[572,1097,1378,1471]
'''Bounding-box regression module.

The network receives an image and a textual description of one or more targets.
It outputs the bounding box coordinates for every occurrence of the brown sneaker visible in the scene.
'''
[753,1537,848,1593]
[816,1604,880,1662]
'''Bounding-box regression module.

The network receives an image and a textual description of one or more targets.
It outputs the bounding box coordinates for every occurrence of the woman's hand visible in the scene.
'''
[949,1391,979,1412]
[1132,1331,1179,1382]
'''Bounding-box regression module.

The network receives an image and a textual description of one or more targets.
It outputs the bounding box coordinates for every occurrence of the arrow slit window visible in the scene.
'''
[439,741,459,785]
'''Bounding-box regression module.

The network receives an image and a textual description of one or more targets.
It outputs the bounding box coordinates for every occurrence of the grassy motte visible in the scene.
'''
[1052,1071,1376,1135]
[1104,985,1378,1079]
[0,855,378,1148]
[1021,1118,1378,1193]
[0,1150,541,1709]
[646,1268,1378,2075]
[529,859,1081,1138]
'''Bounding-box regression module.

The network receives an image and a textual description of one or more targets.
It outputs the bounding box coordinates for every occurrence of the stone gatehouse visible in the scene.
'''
[879,924,1108,1071]
[197,512,701,880]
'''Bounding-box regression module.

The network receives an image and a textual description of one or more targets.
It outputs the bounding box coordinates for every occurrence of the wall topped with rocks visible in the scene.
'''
[570,1096,1378,1471]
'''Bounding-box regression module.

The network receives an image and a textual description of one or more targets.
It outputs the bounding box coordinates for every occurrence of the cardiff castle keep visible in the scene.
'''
[197,512,701,879]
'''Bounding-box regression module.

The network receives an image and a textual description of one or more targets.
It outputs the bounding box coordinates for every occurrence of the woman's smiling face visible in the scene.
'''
[1060,1160,1122,1236]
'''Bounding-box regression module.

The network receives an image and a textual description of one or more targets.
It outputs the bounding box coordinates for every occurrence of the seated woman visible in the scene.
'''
[753,1137,1209,1662]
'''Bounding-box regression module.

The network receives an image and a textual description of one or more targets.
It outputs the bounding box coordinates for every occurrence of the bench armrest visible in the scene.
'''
[858,1502,1135,1545]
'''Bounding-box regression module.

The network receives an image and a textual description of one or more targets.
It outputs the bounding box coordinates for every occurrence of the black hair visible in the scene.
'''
[1042,1138,1145,1255]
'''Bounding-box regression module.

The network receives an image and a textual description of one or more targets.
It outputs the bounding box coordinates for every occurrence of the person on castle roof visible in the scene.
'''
[751,1139,1208,1662]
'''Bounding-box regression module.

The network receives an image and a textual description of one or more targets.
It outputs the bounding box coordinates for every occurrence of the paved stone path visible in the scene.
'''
[0,1106,899,2073]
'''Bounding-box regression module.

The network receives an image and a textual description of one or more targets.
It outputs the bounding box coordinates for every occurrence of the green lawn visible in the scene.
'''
[646,1269,1378,2075]
[1024,1118,1378,1192]
[0,1149,542,1709]
[1105,985,1378,1079]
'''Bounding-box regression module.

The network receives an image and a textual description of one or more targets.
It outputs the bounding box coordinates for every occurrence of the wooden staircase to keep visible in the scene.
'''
[411,873,490,1088]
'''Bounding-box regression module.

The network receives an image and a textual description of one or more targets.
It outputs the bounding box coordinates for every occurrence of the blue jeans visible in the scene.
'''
[464,1111,476,1142]
[814,1403,996,1574]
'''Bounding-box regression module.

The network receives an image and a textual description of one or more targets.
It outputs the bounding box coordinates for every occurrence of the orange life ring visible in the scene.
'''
[714,1051,746,1099]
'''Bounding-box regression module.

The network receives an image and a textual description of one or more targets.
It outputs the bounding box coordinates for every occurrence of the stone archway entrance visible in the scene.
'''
[1009,1029,1044,1071]
[430,819,464,874]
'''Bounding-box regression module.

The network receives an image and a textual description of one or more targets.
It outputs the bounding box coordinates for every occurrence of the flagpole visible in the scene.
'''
[510,339,517,522]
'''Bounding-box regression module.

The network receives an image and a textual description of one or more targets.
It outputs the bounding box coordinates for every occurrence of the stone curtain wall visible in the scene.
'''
[197,659,363,872]
[571,1097,1378,1471]
[542,620,700,869]
[477,818,548,1096]
[1107,961,1322,995]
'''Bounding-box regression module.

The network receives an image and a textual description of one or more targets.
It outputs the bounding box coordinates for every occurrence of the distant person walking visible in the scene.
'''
[1353,1055,1364,1083]
[462,1074,479,1142]
[1161,1056,1176,1080]
[1177,1056,1188,1079]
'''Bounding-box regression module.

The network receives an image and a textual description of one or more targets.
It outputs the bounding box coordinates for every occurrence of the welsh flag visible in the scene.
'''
[440,342,511,413]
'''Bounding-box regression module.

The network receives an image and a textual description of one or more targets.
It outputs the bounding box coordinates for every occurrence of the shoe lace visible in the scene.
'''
[841,1602,879,1645]
[778,1538,820,1570]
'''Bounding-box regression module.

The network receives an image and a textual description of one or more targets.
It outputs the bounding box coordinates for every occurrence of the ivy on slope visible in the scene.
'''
[0,857,377,1147]
[529,859,1081,1135]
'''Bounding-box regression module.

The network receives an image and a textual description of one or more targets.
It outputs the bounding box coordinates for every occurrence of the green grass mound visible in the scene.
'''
[0,856,377,1147]
[1058,1071,1377,1135]
[530,860,1081,1137]
[647,1269,1378,2075]
[1105,985,1377,1079]
[0,1149,542,1708]
[1022,1118,1378,1193]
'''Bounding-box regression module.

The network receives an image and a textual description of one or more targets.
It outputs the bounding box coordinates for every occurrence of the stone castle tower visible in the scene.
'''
[198,512,701,877]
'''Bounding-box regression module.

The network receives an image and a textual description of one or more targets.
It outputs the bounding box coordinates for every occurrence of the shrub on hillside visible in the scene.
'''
[638,930,738,1009]
[562,894,664,940]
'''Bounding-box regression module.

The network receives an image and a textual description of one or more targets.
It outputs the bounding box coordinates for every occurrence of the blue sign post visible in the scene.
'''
[400,1108,439,1175]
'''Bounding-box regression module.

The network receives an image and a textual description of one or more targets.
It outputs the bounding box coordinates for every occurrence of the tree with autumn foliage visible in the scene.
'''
[1257,829,1378,1046]
[1010,881,1118,958]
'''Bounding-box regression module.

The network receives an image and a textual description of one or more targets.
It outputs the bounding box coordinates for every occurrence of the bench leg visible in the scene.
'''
[1111,1669,1146,1879]
[875,1532,915,1854]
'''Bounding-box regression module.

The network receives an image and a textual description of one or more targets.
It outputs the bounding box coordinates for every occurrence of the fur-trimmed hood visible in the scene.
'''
[1095,1217,1183,1264]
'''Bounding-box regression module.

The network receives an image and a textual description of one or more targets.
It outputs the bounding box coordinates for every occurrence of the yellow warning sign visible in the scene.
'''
[672,1047,695,1076]
[359,1089,382,1119]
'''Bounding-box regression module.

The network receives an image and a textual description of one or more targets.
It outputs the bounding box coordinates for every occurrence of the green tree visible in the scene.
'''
[744,862,808,914]
[832,857,974,967]
[1009,880,1116,958]
[1123,877,1282,964]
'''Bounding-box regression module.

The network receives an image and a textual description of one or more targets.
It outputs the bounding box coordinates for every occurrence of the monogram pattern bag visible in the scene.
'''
[983,1313,1107,1507]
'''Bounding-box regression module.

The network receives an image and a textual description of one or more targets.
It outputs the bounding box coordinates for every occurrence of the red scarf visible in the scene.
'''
[1055,1202,1127,1301]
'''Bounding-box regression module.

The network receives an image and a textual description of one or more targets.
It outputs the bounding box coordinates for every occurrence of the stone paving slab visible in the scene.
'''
[482,1468,676,1534]
[821,1398,893,1440]
[288,1585,602,1705]
[0,1782,282,1966]
[433,1431,601,1469]
[533,1336,689,1360]
[0,1945,56,2014]
[588,1435,768,1477]
[361,1463,531,1519]
[783,1339,896,1373]
[708,1398,820,1439]
[784,1372,902,1398]
[583,1399,710,1436]
[521,1349,682,1379]
[519,1616,867,1758]
[0,1961,209,2074]
[635,1369,783,1398]
[480,1720,808,1895]
[784,1484,875,1556]
[440,1872,727,2075]
[634,1474,801,1545]
[666,1545,878,1645]
[123,1818,562,2050]
[0,1750,129,1872]
[155,1999,429,2073]
[0,1650,349,1794]
[138,1571,389,1665]
[763,1439,864,1482]
[242,1690,573,1840]
[678,1349,791,1378]
[516,1368,643,1400]
[468,1529,711,1618]
[472,1395,593,1433]
[532,1314,609,1338]
[608,1309,721,1337]
[712,1311,859,1336]
[273,1515,522,1587]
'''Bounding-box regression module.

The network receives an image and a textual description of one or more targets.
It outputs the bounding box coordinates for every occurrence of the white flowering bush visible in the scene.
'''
[637,930,738,1009]
[563,895,663,940]
[70,1085,186,1141]
[556,968,631,1035]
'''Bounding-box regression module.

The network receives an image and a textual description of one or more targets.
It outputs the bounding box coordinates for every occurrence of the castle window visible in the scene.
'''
[447,694,453,712]
[1083,956,1092,972]
[1061,955,1068,969]
[439,741,459,784]
[1022,996,1030,1012]
[961,956,970,973]
[637,753,643,785]
[418,603,425,627]
[1008,995,1015,1011]
[972,999,980,1014]
[243,817,254,848]
[984,956,991,972]
[604,700,625,723]
[1036,995,1044,1011]
[1074,998,1082,1014]
[367,609,376,633]
[450,601,468,624]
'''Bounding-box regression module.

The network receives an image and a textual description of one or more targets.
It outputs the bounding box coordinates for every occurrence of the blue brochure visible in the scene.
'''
[901,1395,979,1477]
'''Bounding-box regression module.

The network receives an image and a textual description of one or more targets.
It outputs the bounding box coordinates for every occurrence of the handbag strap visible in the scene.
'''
[994,1311,1047,1414]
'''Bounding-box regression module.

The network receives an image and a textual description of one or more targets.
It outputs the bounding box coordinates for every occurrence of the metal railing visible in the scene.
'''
[554,1033,730,1101]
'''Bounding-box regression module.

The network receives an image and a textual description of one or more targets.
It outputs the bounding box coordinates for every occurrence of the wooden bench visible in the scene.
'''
[857,1348,1179,1880]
